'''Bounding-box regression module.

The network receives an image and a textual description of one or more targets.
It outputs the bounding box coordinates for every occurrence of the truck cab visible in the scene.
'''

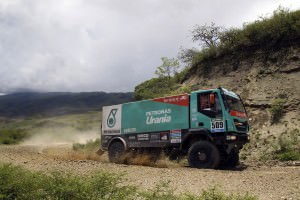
[183,87,249,168]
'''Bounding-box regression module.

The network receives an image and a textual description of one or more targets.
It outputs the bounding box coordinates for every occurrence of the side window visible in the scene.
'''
[197,92,222,117]
[198,93,211,111]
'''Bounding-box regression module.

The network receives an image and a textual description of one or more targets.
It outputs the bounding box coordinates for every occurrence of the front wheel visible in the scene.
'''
[108,141,126,164]
[188,141,220,169]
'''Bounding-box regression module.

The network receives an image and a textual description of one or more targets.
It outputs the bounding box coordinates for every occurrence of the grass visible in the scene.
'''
[0,163,257,200]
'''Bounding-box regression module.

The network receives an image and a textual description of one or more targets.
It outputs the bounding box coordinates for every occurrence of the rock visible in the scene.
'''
[292,161,300,166]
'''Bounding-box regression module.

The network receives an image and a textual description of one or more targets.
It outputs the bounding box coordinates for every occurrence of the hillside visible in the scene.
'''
[185,41,299,157]
[0,92,133,117]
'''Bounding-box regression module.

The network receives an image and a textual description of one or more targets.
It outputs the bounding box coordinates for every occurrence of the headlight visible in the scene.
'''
[226,135,237,140]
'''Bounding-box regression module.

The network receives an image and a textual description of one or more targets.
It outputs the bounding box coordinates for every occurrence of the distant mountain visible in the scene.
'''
[0,92,133,117]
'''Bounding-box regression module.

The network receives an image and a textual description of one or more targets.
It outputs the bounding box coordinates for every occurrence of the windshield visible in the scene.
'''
[225,95,246,113]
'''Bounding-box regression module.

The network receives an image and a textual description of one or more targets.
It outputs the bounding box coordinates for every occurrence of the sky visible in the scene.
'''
[0,0,299,93]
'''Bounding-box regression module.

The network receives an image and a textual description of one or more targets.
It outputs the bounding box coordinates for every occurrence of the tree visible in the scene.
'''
[191,22,224,48]
[155,57,180,79]
[178,47,199,65]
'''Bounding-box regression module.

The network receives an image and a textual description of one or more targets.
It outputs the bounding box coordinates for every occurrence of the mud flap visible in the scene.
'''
[96,148,105,156]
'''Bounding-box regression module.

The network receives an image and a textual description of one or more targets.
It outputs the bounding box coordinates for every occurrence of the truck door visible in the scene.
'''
[190,91,224,133]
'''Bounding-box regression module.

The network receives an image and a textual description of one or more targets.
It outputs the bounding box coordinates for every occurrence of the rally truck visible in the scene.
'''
[100,87,249,169]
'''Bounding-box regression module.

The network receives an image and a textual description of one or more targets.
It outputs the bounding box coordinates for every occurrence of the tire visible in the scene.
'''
[108,141,126,164]
[188,141,220,169]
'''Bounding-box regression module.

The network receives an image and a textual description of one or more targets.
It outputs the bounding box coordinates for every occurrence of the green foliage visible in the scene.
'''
[141,181,177,200]
[134,65,192,100]
[0,129,30,144]
[0,164,137,200]
[73,138,100,152]
[269,98,286,124]
[178,47,199,65]
[134,77,178,100]
[0,164,257,200]
[155,57,180,79]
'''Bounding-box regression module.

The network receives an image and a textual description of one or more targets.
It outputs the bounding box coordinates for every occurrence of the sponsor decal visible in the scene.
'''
[170,130,182,143]
[124,128,137,133]
[211,119,225,133]
[160,132,169,141]
[230,110,247,118]
[146,109,172,125]
[103,130,121,134]
[128,135,136,140]
[153,94,189,106]
[102,105,122,135]
[107,108,118,128]
[137,134,150,141]
[150,134,160,141]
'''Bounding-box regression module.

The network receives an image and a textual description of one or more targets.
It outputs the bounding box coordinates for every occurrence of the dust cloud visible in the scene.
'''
[22,130,99,146]
[121,151,184,168]
[19,123,183,168]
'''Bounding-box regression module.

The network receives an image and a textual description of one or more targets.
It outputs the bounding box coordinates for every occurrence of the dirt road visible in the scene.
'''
[0,144,299,200]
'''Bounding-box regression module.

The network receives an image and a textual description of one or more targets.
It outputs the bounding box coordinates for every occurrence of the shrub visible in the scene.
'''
[269,98,286,123]
[273,129,300,161]
[260,129,300,161]
[0,129,30,144]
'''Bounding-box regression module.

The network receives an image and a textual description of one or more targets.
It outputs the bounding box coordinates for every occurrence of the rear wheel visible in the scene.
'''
[108,141,126,164]
[188,141,220,169]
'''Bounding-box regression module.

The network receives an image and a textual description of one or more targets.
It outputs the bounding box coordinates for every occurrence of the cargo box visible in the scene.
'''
[102,94,189,135]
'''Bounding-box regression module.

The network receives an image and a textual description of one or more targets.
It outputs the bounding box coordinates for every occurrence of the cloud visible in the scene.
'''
[0,0,299,92]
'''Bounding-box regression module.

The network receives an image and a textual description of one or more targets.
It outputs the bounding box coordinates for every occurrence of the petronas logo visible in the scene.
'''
[107,108,118,128]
